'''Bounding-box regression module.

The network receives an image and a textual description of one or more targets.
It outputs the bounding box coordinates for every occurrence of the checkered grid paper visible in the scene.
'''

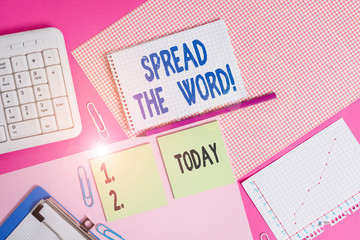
[72,0,360,179]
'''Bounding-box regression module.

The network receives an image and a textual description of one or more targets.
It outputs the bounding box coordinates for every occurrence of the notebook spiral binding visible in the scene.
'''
[107,54,135,132]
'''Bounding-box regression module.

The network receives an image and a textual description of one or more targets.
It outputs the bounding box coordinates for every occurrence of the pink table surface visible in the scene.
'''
[0,118,253,239]
[0,0,146,173]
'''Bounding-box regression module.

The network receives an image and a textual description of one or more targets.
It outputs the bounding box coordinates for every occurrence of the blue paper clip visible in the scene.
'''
[96,224,125,240]
[78,166,94,207]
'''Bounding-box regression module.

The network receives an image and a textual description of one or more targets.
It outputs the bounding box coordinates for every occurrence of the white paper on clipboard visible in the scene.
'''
[7,199,96,240]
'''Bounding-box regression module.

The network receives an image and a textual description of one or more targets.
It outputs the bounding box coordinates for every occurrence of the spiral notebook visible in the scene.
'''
[107,20,247,135]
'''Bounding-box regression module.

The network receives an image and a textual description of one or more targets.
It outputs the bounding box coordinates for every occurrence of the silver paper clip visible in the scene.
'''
[96,223,125,240]
[87,102,109,140]
[260,232,270,240]
[78,166,94,207]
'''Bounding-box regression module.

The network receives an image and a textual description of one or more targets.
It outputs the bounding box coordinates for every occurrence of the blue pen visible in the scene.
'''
[96,224,125,240]
[78,166,94,207]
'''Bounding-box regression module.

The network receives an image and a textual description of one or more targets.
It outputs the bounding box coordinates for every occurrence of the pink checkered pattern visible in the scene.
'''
[72,0,360,179]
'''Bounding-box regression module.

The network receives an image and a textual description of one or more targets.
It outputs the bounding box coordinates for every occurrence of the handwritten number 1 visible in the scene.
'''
[100,162,113,184]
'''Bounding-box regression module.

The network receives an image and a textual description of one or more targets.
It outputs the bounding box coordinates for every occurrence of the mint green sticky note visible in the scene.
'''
[157,121,235,199]
[90,144,167,221]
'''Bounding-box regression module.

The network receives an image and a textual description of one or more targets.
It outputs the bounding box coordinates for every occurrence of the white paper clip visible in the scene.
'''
[260,232,270,240]
[87,102,109,140]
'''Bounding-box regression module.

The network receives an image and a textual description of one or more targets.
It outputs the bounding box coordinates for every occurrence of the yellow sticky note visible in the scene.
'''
[90,144,167,221]
[157,121,235,199]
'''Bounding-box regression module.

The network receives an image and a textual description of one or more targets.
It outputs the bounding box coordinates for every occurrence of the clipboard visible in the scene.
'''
[0,186,99,240]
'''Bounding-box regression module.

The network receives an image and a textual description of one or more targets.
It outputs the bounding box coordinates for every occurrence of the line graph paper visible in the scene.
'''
[243,119,360,240]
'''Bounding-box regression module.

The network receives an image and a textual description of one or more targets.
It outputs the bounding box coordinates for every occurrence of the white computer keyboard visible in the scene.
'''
[0,28,81,154]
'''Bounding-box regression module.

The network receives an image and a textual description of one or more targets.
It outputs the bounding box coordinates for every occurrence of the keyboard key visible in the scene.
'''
[0,59,12,75]
[11,42,23,49]
[34,84,51,101]
[21,103,38,120]
[46,65,67,97]
[0,125,6,142]
[11,55,28,72]
[24,40,36,47]
[5,106,22,123]
[2,91,19,108]
[43,49,60,66]
[27,52,44,69]
[30,68,47,85]
[14,71,32,88]
[0,75,16,92]
[37,100,54,117]
[18,87,35,104]
[53,97,73,130]
[8,119,41,140]
[40,116,57,133]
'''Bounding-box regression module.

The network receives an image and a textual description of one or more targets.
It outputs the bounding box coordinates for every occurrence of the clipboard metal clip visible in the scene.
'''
[32,203,63,240]
[31,199,97,240]
[87,102,109,140]
[78,166,94,207]
[96,223,125,240]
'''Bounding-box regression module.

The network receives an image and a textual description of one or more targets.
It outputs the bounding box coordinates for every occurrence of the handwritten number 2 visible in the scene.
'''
[109,190,122,211]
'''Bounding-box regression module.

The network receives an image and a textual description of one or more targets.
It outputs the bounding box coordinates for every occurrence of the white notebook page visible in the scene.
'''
[109,20,247,133]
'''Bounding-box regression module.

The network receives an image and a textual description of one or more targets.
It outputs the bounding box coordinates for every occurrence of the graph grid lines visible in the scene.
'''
[243,119,360,240]
[290,138,336,235]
